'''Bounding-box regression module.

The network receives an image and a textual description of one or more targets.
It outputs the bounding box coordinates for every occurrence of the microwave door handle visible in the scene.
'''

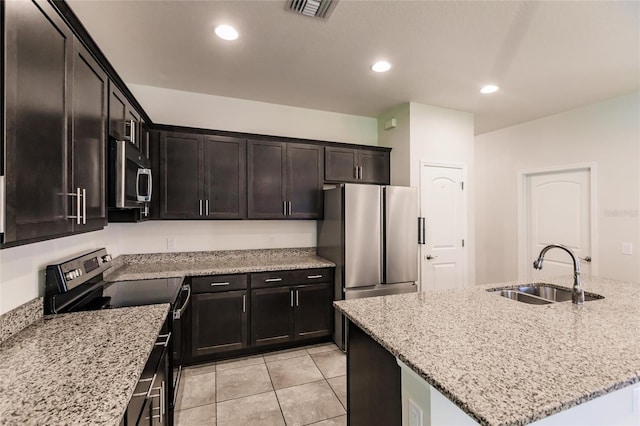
[145,169,153,199]
[136,169,152,202]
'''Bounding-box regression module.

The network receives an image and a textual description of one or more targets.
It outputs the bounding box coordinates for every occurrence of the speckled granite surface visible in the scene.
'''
[0,298,43,345]
[107,248,335,281]
[0,304,169,426]
[335,276,640,426]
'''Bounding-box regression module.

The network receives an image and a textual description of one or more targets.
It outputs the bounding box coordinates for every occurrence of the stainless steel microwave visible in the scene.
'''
[108,138,152,209]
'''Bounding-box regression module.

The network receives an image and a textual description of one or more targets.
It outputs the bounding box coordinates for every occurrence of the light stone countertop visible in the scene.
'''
[0,304,169,426]
[334,276,640,426]
[106,248,335,282]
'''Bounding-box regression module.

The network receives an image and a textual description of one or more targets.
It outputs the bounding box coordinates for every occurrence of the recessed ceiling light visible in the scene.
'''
[215,24,239,41]
[480,85,499,94]
[371,61,392,73]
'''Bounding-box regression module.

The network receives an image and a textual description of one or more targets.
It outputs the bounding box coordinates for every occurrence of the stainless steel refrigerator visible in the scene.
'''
[317,184,418,350]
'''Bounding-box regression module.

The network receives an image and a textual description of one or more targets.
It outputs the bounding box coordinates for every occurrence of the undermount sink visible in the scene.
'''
[489,283,604,305]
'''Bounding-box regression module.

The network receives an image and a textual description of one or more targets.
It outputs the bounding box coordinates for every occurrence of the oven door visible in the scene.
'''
[171,283,191,409]
[110,139,152,209]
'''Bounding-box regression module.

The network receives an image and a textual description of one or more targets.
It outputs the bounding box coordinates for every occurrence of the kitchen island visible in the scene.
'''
[334,276,640,425]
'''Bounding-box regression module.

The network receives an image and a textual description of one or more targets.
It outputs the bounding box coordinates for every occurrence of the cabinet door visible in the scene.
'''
[203,136,247,219]
[359,149,390,184]
[127,107,141,151]
[324,147,358,183]
[293,283,333,341]
[251,287,292,346]
[139,119,150,159]
[159,132,202,219]
[108,83,127,140]
[71,39,107,232]
[191,291,248,357]
[3,0,74,243]
[247,140,286,219]
[286,143,323,219]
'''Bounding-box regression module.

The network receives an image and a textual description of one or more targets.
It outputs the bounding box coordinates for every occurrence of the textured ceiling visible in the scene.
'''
[67,0,640,134]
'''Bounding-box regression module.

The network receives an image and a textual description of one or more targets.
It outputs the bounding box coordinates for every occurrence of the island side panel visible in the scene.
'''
[347,320,402,426]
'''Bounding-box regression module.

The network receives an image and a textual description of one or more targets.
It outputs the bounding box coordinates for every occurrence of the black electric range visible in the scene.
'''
[44,248,191,422]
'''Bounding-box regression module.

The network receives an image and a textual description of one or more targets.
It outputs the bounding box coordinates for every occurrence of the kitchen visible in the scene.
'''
[1,0,639,425]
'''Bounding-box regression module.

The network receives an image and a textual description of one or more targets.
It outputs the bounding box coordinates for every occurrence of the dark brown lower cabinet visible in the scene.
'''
[348,321,401,426]
[251,286,294,347]
[191,291,248,357]
[251,283,333,347]
[293,283,333,340]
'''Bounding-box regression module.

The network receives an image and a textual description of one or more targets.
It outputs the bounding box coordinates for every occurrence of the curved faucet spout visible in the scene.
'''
[533,244,584,305]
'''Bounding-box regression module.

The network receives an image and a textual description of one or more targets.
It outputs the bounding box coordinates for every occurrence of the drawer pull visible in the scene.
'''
[265,278,282,283]
[210,282,230,286]
[307,275,323,279]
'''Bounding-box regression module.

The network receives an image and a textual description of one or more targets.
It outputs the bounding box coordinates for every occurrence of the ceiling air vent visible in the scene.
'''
[287,0,339,20]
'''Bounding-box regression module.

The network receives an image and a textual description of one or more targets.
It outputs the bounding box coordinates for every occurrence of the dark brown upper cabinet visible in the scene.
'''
[70,39,108,232]
[325,146,390,185]
[248,140,323,219]
[2,0,106,245]
[108,82,141,151]
[159,131,246,219]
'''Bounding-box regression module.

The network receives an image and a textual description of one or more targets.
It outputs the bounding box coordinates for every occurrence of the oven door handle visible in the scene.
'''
[173,284,191,320]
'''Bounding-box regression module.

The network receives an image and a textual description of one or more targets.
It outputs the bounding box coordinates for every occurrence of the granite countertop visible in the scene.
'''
[0,304,169,426]
[334,276,640,426]
[106,248,335,282]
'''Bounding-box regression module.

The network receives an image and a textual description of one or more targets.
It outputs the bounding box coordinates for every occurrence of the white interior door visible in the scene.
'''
[420,164,465,291]
[526,168,592,281]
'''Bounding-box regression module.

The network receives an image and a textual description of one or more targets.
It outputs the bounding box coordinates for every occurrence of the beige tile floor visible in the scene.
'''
[175,343,347,426]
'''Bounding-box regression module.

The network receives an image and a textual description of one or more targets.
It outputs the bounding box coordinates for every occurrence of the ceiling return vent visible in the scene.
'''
[287,0,339,20]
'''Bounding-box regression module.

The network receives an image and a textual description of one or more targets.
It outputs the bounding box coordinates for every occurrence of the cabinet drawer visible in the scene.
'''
[251,268,334,289]
[191,274,248,293]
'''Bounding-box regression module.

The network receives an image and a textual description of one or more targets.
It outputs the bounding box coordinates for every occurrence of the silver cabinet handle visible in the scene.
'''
[68,187,82,224]
[205,199,209,216]
[296,290,299,307]
[133,374,155,397]
[199,199,203,216]
[283,200,287,216]
[288,201,292,216]
[210,282,230,286]
[242,294,246,313]
[354,166,358,179]
[290,290,294,307]
[265,278,282,283]
[127,119,136,145]
[307,275,323,279]
[358,166,363,180]
[155,332,171,348]
[82,188,86,224]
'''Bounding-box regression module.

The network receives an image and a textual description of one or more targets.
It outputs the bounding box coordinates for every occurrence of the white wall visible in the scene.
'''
[379,102,476,287]
[129,84,378,146]
[475,92,640,284]
[107,221,316,254]
[378,103,411,186]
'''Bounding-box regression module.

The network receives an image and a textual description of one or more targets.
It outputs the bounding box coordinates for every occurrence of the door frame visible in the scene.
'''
[517,163,598,280]
[418,161,469,290]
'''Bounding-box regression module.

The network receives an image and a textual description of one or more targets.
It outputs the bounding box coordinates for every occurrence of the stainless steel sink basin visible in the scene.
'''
[496,290,552,305]
[489,283,603,305]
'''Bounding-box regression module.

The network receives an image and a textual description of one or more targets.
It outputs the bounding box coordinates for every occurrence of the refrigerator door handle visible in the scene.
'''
[418,217,426,245]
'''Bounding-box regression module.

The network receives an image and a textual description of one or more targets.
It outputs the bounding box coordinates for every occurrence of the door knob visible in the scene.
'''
[581,256,592,263]
[426,255,438,260]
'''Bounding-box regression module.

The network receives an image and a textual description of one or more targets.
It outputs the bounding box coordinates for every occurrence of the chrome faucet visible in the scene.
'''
[533,244,585,305]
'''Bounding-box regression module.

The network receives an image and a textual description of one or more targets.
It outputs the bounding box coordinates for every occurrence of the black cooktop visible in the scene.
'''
[103,277,184,308]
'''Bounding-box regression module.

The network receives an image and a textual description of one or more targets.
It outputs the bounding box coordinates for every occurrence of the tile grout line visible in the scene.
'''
[309,352,347,413]
[265,358,289,425]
